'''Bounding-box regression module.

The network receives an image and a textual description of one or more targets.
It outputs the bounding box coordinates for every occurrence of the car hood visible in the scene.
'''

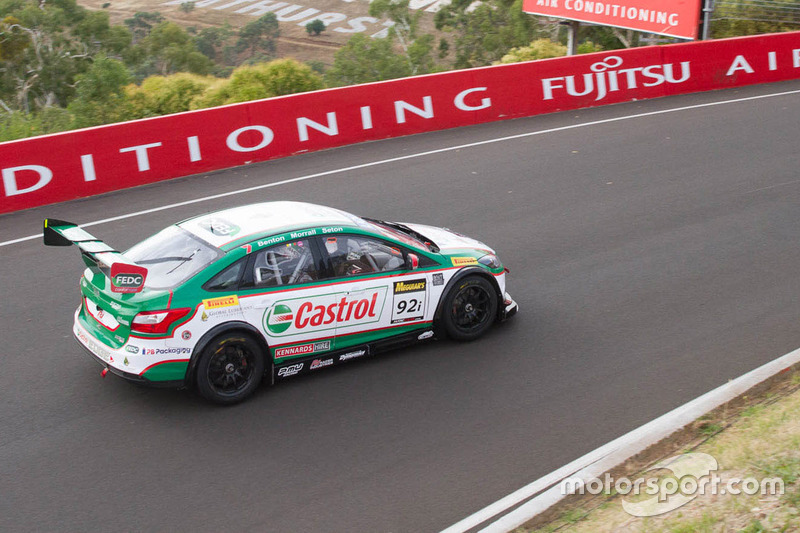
[401,223,494,254]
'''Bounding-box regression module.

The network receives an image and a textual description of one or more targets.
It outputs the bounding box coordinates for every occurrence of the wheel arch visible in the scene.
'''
[185,321,271,388]
[433,267,503,327]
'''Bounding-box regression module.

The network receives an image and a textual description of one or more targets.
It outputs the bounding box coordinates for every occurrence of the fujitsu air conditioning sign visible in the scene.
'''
[522,0,703,40]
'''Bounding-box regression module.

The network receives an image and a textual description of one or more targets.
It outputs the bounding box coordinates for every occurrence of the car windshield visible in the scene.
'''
[125,225,222,289]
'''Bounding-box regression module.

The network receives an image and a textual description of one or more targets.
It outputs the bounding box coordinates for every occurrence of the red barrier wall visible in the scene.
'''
[2,31,799,214]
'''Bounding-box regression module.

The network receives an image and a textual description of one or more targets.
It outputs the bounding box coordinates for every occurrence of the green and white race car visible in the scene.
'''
[45,202,518,404]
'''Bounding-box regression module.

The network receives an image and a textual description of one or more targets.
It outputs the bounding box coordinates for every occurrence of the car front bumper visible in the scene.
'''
[500,292,519,321]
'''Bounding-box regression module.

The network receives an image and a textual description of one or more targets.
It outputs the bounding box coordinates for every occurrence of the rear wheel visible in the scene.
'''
[441,275,498,341]
[195,334,265,405]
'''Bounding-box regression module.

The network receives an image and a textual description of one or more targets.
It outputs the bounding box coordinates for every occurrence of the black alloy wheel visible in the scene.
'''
[442,275,498,341]
[196,334,265,404]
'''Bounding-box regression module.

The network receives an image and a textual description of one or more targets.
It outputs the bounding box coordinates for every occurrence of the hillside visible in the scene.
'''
[78,0,448,65]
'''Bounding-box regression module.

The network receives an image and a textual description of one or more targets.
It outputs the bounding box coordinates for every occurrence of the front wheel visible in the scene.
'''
[441,276,498,341]
[195,334,265,405]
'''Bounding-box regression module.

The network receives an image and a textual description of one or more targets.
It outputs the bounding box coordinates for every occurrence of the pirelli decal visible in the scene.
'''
[203,295,239,309]
[451,256,479,266]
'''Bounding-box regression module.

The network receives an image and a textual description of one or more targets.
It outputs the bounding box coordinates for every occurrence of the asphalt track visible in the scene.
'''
[2,80,800,532]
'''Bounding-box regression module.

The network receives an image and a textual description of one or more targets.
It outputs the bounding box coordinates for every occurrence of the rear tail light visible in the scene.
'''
[131,308,190,334]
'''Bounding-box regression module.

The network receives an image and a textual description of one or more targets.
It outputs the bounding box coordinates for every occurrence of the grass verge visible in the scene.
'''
[523,371,800,533]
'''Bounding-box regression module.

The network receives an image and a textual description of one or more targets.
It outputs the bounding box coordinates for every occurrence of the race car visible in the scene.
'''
[44,202,518,404]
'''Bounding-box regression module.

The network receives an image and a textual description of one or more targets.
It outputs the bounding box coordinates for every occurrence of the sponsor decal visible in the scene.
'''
[274,340,331,359]
[204,217,240,236]
[392,279,427,324]
[339,349,367,362]
[123,357,129,366]
[143,347,191,356]
[112,274,143,290]
[264,288,387,337]
[203,295,239,309]
[203,307,241,320]
[266,304,294,335]
[181,330,192,341]
[114,334,125,344]
[310,358,334,370]
[75,324,112,362]
[110,262,148,294]
[394,279,426,293]
[277,363,304,378]
[321,227,344,234]
[432,273,444,286]
[522,0,701,40]
[452,256,479,266]
[125,345,140,354]
[97,309,105,319]
[541,56,691,103]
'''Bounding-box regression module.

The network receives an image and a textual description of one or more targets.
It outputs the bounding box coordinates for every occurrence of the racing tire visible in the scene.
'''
[195,333,266,405]
[441,275,498,341]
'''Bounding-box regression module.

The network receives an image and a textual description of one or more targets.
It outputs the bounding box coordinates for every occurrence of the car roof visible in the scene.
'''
[178,202,364,248]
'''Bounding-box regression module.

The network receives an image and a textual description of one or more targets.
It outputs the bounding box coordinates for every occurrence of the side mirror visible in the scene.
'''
[406,253,419,270]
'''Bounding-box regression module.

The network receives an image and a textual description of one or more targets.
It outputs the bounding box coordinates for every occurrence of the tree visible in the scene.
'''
[235,13,279,58]
[498,38,566,63]
[67,54,131,127]
[192,58,323,108]
[136,21,213,76]
[711,0,800,38]
[434,0,542,68]
[194,23,236,65]
[325,33,411,87]
[124,11,164,43]
[305,19,325,36]
[126,71,215,117]
[369,0,435,76]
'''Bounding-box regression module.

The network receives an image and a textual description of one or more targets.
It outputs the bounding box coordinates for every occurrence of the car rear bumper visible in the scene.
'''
[73,309,183,388]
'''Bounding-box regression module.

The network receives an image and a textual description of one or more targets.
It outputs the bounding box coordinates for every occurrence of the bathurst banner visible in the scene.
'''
[522,0,703,40]
[2,31,800,215]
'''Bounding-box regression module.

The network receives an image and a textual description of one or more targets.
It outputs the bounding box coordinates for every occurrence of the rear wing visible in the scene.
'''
[43,218,148,293]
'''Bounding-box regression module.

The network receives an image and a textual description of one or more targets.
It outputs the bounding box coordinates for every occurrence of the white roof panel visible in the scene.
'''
[179,202,360,248]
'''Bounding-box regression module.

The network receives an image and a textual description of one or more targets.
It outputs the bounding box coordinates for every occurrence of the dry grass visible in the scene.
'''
[525,373,800,533]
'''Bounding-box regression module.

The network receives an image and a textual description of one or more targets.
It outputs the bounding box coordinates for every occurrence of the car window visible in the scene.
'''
[125,225,222,289]
[204,258,245,291]
[248,239,319,288]
[324,235,405,277]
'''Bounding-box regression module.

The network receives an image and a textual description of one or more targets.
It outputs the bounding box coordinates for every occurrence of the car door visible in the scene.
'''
[238,237,339,369]
[321,233,432,351]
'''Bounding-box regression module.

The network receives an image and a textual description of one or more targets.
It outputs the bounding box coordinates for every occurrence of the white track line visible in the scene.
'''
[3,87,800,249]
[442,347,800,533]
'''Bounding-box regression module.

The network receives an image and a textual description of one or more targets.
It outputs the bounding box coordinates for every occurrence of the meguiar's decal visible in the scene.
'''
[392,278,427,324]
